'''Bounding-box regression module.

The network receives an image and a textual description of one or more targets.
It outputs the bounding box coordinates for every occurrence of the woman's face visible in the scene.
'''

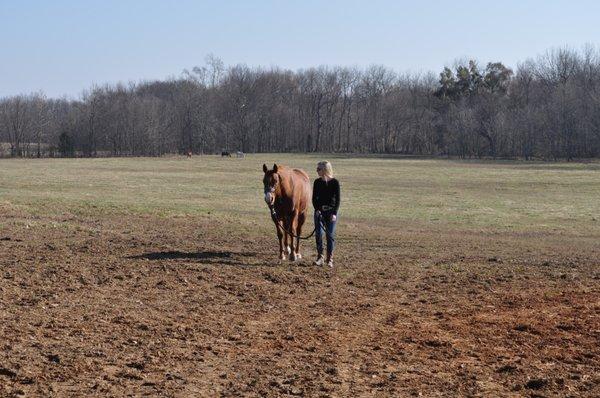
[316,165,324,178]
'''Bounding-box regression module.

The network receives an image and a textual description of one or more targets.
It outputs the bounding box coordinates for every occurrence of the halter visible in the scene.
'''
[263,175,277,201]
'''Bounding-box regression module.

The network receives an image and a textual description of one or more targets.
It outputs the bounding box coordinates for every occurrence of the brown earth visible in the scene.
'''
[0,209,599,397]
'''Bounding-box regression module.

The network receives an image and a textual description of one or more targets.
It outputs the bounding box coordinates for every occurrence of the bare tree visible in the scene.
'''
[2,46,600,159]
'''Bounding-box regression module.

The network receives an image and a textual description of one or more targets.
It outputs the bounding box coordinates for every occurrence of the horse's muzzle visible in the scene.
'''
[264,192,274,205]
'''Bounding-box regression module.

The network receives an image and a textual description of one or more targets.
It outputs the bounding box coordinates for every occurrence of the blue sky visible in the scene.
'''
[1,0,599,98]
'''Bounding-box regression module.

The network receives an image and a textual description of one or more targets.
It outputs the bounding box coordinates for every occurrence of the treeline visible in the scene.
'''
[1,48,600,159]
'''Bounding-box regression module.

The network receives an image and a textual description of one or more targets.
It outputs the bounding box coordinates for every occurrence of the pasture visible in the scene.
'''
[0,155,599,397]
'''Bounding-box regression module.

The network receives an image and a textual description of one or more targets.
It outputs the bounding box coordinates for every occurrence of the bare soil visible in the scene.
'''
[1,210,599,397]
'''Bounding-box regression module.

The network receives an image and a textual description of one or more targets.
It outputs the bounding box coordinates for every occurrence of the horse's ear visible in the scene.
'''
[273,164,278,173]
[262,164,268,173]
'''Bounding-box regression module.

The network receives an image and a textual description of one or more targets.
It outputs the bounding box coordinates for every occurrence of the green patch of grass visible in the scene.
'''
[1,155,599,236]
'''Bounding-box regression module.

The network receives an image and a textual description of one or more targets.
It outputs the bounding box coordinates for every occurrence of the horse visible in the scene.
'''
[221,151,231,157]
[262,163,311,261]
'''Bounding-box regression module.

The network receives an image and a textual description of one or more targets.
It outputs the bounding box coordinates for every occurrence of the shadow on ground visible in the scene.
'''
[126,250,260,266]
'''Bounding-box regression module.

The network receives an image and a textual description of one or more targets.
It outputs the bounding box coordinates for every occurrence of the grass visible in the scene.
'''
[1,154,599,236]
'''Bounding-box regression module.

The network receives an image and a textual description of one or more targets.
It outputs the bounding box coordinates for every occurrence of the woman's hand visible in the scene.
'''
[331,214,337,222]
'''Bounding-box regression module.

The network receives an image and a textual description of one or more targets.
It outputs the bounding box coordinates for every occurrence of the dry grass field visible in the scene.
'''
[0,154,599,397]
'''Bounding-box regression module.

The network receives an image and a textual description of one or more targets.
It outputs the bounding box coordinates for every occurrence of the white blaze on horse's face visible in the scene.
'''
[264,190,274,205]
[263,173,278,206]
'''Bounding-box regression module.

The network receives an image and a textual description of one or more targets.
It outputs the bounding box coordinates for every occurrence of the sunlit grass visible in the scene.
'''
[1,155,599,235]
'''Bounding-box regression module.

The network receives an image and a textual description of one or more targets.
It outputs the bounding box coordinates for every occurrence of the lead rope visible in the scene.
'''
[268,205,329,240]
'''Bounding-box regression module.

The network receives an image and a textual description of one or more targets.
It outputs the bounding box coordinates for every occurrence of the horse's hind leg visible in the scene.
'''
[288,211,300,261]
[295,212,306,260]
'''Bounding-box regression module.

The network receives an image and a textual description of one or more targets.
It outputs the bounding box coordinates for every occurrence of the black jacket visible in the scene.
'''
[312,178,340,215]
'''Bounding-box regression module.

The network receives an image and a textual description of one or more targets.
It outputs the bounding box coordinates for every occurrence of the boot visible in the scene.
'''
[313,254,324,266]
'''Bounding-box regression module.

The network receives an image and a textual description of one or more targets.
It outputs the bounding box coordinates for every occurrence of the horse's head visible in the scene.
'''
[262,163,281,206]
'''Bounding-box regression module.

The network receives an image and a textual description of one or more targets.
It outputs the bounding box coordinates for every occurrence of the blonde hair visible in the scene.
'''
[317,161,334,179]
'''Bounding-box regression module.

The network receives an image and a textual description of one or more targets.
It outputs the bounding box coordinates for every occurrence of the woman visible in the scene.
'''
[312,161,340,268]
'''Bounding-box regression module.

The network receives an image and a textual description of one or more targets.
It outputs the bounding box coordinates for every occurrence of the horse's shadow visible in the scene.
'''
[127,250,257,266]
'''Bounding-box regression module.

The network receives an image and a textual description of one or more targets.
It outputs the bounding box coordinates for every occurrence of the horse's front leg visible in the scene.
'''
[283,216,292,259]
[276,221,285,260]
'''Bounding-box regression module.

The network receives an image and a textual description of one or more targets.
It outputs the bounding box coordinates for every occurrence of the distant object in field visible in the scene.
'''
[221,151,232,157]
[236,151,245,158]
[187,151,192,158]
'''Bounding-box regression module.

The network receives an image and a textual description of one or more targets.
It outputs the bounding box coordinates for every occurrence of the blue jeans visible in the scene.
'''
[315,210,337,258]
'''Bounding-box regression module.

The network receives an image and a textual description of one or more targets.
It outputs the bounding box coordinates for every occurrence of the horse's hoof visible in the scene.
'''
[279,254,286,260]
[296,253,302,259]
[289,253,297,261]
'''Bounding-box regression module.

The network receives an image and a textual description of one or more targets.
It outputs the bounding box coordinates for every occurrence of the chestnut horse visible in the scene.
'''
[262,163,311,261]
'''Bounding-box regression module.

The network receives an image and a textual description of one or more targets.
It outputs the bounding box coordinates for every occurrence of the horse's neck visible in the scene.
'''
[276,171,293,200]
